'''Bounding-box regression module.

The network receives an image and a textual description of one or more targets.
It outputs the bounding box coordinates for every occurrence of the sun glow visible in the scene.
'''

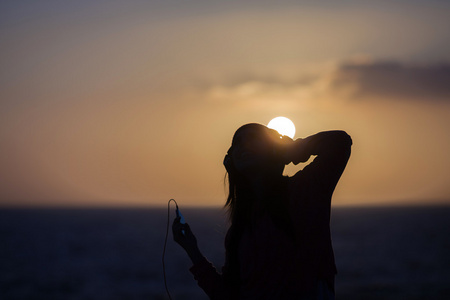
[267,117,296,138]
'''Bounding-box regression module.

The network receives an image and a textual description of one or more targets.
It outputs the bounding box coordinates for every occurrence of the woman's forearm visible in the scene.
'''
[289,131,351,164]
[305,131,352,156]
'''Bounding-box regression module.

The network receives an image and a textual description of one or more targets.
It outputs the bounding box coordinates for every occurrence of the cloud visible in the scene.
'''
[207,80,314,103]
[202,60,450,105]
[325,61,450,102]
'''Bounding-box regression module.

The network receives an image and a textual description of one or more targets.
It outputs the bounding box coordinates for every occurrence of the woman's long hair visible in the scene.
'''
[222,124,292,296]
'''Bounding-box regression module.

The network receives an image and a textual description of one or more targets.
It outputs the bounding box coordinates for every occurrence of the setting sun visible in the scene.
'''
[267,117,296,138]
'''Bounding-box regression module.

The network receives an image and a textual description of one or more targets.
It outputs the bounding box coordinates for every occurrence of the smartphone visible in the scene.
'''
[175,206,186,235]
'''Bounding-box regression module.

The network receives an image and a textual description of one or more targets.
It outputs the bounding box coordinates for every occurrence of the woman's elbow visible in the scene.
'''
[333,131,352,155]
[341,131,352,147]
[332,131,352,147]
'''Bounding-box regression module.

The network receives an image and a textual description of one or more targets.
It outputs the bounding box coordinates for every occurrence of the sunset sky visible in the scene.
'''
[1,0,450,207]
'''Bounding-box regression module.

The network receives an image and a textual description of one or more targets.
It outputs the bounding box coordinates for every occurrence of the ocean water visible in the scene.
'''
[0,206,449,299]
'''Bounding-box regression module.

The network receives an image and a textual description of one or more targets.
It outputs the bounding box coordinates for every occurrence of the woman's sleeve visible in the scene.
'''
[189,257,231,300]
[292,131,352,199]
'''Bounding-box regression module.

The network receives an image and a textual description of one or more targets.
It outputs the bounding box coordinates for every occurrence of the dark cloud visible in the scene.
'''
[328,61,450,101]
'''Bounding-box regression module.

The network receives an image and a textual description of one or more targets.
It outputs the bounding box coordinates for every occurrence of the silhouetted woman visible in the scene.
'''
[173,123,352,299]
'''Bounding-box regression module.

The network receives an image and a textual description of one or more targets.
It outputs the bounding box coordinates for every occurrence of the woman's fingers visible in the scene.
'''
[172,217,180,232]
[172,218,183,240]
[172,219,190,240]
[173,217,188,234]
[172,218,198,251]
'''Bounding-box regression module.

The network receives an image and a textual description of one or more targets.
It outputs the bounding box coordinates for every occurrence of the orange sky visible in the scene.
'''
[1,1,450,207]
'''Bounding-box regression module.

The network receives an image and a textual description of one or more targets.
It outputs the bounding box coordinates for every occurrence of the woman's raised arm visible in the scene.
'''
[287,130,352,195]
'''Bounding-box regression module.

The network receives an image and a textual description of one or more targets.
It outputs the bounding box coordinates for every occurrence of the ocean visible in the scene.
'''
[1,206,449,299]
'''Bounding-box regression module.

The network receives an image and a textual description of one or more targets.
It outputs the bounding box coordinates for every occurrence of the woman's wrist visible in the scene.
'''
[291,138,311,164]
[187,245,204,265]
[278,136,297,164]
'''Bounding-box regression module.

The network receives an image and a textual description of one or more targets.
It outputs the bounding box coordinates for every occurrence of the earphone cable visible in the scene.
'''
[162,199,177,300]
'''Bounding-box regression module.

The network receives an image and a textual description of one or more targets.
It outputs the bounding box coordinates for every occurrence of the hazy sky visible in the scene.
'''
[1,0,450,207]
